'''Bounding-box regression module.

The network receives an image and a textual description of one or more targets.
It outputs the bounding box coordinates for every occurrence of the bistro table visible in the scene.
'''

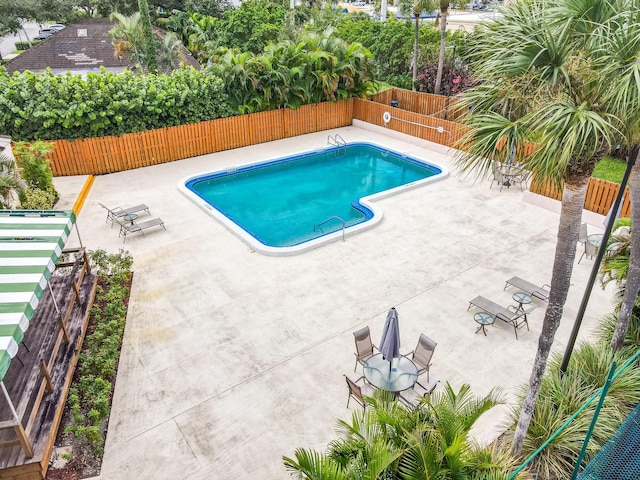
[123,213,138,225]
[587,234,603,248]
[363,353,418,394]
[512,292,532,314]
[474,312,494,336]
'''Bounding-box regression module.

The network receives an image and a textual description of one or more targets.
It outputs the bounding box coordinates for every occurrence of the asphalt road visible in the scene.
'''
[1,22,41,59]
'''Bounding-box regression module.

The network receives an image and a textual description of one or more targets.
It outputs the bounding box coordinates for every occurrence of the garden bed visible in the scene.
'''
[45,250,133,480]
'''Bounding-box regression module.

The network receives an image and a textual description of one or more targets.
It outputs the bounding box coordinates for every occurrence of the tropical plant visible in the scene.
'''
[597,7,640,351]
[283,383,518,479]
[208,31,376,114]
[12,141,56,191]
[508,340,640,479]
[397,0,438,90]
[454,0,622,454]
[600,217,632,301]
[433,0,451,95]
[109,12,146,68]
[0,152,26,209]
[138,0,159,73]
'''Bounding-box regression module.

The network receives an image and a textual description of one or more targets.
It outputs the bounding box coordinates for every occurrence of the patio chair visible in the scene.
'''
[99,202,151,226]
[468,295,536,339]
[579,240,597,264]
[578,223,588,245]
[406,334,436,383]
[399,380,440,408]
[490,162,506,191]
[344,375,375,409]
[504,276,550,301]
[353,326,378,372]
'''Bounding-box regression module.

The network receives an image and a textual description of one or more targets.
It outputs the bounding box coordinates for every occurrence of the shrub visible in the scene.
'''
[416,61,477,95]
[14,42,32,50]
[20,187,57,209]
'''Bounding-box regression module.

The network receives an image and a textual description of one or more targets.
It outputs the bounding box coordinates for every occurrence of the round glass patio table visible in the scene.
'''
[363,353,418,393]
[512,292,532,313]
[123,213,138,225]
[587,234,603,247]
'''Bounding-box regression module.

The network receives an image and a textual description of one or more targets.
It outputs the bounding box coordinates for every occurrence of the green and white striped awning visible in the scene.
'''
[0,210,76,382]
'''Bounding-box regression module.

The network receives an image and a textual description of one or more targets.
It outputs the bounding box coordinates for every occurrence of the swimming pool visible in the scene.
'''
[179,142,448,255]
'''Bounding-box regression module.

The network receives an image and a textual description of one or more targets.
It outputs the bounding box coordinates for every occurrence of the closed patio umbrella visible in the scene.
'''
[380,308,401,371]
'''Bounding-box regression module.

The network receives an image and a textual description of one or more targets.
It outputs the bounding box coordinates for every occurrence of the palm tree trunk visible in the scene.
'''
[434,8,448,95]
[611,145,640,350]
[512,179,588,454]
[412,14,420,91]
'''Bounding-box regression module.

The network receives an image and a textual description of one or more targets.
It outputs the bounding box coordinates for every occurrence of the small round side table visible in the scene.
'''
[474,312,494,336]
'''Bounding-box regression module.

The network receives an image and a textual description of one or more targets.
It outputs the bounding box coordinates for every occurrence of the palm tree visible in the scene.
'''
[398,0,438,91]
[283,383,509,479]
[433,0,450,95]
[455,0,620,454]
[0,153,26,209]
[596,8,640,351]
[109,12,146,69]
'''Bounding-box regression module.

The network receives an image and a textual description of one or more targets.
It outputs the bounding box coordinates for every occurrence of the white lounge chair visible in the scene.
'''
[504,276,550,301]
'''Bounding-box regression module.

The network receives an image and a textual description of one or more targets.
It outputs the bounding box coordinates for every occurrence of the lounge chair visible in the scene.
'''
[117,218,166,243]
[344,375,375,409]
[99,203,151,226]
[504,276,550,301]
[353,326,378,372]
[468,295,535,339]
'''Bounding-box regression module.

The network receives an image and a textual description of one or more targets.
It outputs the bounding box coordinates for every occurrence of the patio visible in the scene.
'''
[52,125,613,479]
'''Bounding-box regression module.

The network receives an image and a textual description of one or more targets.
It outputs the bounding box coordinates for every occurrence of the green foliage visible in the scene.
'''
[184,0,232,17]
[19,186,57,209]
[511,322,640,479]
[284,383,519,479]
[14,42,32,51]
[0,152,26,208]
[138,0,159,73]
[208,31,377,114]
[12,141,55,191]
[64,249,133,455]
[0,67,232,141]
[592,155,626,183]
[217,0,286,53]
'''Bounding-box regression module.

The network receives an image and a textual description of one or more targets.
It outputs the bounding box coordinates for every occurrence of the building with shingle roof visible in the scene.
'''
[4,17,199,75]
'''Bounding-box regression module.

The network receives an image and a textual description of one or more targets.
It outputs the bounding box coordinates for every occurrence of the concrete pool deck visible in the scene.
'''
[53,125,613,479]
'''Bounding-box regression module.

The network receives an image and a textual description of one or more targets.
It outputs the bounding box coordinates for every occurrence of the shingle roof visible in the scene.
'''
[4,17,200,74]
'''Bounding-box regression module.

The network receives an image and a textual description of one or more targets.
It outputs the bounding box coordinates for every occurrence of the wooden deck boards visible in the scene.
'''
[0,250,96,480]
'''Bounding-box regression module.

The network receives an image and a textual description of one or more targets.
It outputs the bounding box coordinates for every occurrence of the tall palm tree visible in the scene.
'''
[433,0,450,95]
[596,8,640,351]
[398,0,438,91]
[455,0,620,454]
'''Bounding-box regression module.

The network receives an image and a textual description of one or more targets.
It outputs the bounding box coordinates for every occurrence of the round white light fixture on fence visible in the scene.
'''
[383,111,392,124]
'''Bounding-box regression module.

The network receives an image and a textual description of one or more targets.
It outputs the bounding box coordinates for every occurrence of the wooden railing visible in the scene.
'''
[48,101,353,176]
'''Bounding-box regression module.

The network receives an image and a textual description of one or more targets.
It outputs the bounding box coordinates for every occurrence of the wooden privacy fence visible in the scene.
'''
[352,98,467,148]
[48,100,353,176]
[44,88,629,218]
[531,177,631,217]
[370,88,465,121]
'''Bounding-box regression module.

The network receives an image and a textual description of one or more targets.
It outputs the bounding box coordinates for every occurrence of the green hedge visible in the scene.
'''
[0,66,233,141]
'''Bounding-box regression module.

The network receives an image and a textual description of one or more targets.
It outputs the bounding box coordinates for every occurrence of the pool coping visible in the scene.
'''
[177,141,449,256]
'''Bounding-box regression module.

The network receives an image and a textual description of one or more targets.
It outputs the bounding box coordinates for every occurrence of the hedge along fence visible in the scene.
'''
[531,177,631,217]
[370,88,465,121]
[48,100,353,176]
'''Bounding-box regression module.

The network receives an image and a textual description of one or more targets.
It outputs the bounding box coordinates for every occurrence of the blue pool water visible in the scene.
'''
[181,143,446,254]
